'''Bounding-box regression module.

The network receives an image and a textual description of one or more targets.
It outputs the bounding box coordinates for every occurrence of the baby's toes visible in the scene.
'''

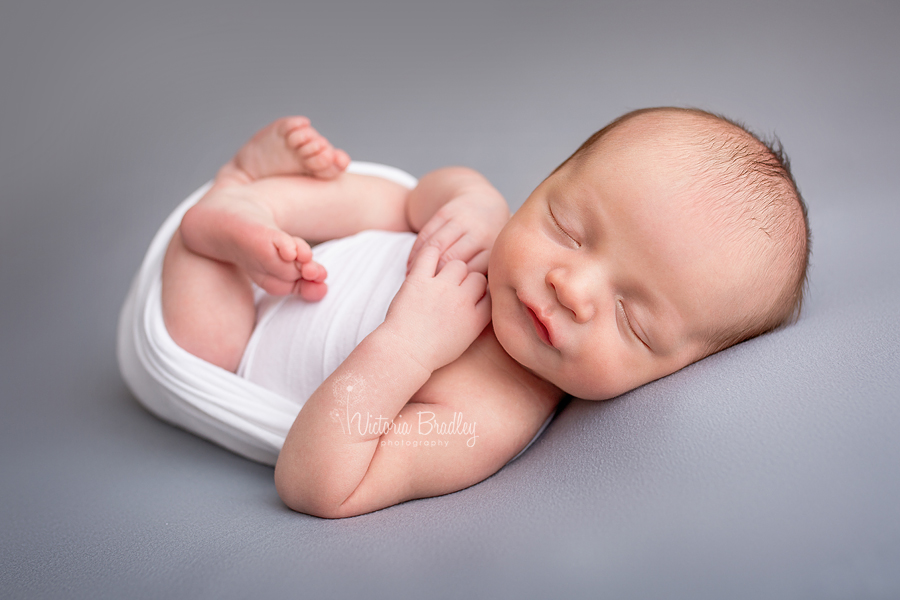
[300,260,327,283]
[283,119,314,149]
[292,126,327,158]
[291,236,313,264]
[279,116,310,140]
[310,147,353,180]
[333,148,351,172]
[309,148,348,179]
[273,234,312,264]
[296,280,328,302]
[297,138,331,167]
[272,234,298,263]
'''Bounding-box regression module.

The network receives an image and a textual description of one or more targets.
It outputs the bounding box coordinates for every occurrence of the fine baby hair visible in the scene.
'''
[561,107,810,355]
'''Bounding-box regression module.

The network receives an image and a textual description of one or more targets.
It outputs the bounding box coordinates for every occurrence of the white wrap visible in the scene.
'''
[117,161,553,468]
[116,162,418,466]
[237,230,416,403]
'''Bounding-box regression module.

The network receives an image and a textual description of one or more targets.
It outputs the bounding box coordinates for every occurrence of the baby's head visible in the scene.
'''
[488,107,810,400]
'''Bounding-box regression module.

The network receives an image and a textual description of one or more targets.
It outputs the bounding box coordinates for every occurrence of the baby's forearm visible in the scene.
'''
[274,325,432,517]
[406,167,507,232]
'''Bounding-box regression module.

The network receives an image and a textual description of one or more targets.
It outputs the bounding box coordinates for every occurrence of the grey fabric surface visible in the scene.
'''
[2,1,899,598]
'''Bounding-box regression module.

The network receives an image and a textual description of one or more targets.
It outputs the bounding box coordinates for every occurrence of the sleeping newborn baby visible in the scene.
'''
[160,108,809,518]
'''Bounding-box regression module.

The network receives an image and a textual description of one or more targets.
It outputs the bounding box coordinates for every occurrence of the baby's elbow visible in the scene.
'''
[274,463,362,519]
[274,462,323,517]
[278,492,342,519]
[277,491,364,520]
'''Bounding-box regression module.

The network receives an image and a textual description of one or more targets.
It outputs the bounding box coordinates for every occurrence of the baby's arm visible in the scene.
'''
[275,247,499,518]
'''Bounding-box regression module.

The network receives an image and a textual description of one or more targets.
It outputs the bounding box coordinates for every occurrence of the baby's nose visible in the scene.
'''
[546,268,595,323]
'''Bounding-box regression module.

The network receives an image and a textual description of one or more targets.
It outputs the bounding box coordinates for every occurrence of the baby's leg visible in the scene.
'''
[161,117,343,372]
[162,229,258,373]
[162,116,409,372]
[207,116,410,245]
[162,184,328,373]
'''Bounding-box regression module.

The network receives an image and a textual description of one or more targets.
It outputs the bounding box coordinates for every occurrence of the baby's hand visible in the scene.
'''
[407,191,509,276]
[385,245,491,373]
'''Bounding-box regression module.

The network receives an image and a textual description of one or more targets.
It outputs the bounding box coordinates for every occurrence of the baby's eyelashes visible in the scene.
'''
[617,299,652,350]
[548,204,581,248]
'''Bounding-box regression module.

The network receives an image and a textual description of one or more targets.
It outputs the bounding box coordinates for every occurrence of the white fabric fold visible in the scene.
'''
[116,162,418,466]
[117,161,552,468]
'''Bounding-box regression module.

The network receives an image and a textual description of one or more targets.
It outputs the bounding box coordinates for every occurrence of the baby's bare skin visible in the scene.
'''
[228,115,351,182]
[162,117,555,518]
[181,117,350,299]
[162,110,790,518]
[163,117,412,370]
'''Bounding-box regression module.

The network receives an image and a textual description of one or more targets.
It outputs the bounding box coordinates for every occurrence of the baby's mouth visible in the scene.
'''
[527,306,553,347]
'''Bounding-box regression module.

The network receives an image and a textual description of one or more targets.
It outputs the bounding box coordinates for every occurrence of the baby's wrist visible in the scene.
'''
[370,322,438,376]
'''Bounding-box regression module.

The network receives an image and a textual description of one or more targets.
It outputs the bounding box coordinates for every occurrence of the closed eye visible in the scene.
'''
[549,204,581,248]
[618,299,651,350]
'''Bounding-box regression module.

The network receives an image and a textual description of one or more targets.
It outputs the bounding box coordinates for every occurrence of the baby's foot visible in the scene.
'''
[231,116,351,182]
[180,191,328,301]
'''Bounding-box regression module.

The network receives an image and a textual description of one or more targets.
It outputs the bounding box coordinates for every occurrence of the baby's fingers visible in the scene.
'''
[465,249,490,276]
[407,244,441,279]
[465,273,492,328]
[460,269,488,298]
[435,258,469,285]
[409,213,449,260]
[437,236,491,275]
[475,284,492,324]
[408,220,463,274]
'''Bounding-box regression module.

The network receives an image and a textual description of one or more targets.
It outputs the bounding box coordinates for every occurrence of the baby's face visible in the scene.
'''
[488,132,755,400]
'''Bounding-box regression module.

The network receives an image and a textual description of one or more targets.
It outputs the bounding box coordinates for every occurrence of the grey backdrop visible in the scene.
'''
[2,1,899,598]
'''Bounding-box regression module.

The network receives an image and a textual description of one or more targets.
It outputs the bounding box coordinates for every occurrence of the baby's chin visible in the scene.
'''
[490,311,619,401]
[559,383,617,402]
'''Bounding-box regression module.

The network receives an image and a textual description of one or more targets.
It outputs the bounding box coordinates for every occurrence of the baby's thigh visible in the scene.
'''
[161,229,257,372]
